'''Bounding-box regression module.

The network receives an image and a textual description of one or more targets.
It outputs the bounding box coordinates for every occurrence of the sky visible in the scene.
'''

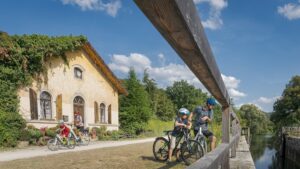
[1,0,300,112]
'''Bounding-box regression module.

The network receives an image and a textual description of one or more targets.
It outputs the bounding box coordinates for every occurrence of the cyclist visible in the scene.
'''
[189,98,217,151]
[59,120,71,143]
[168,108,191,162]
[74,111,84,139]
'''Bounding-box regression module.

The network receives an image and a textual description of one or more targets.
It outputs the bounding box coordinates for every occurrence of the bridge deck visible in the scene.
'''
[230,136,255,169]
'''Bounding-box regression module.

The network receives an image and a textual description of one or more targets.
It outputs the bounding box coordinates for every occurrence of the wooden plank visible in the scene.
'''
[222,106,230,143]
[187,143,229,169]
[134,0,230,106]
[56,94,62,120]
[29,88,38,120]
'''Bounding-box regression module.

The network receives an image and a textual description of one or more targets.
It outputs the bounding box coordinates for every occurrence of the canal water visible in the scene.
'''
[250,134,300,169]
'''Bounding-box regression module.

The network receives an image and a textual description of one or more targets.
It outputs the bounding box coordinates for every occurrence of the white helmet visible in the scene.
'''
[178,108,190,115]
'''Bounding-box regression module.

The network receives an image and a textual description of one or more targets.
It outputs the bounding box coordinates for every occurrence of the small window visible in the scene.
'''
[74,67,83,79]
[100,103,106,123]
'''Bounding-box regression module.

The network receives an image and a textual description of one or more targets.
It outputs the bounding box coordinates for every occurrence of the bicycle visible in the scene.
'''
[70,125,90,146]
[153,128,204,165]
[194,127,208,154]
[47,129,76,151]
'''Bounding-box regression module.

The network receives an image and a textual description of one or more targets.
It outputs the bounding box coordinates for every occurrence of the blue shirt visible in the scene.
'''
[193,106,213,131]
[171,117,188,137]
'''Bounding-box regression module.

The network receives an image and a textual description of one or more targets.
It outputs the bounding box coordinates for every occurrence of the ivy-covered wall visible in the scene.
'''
[0,31,87,146]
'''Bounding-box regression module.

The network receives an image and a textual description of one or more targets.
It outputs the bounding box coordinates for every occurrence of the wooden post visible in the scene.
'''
[231,118,237,158]
[222,106,230,169]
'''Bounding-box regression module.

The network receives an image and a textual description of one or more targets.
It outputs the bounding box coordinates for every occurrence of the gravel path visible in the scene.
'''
[0,137,156,162]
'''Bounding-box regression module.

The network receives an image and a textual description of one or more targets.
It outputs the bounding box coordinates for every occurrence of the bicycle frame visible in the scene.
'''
[194,127,208,153]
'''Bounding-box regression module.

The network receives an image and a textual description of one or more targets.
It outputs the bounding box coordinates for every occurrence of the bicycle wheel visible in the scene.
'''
[67,137,76,149]
[153,137,169,161]
[199,137,208,154]
[180,140,204,165]
[47,139,58,151]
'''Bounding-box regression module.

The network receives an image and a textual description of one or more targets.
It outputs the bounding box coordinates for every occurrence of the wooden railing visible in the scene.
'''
[134,0,241,168]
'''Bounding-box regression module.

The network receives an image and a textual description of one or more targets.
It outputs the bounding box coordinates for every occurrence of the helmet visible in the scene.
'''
[206,98,217,106]
[178,108,190,115]
[58,119,64,125]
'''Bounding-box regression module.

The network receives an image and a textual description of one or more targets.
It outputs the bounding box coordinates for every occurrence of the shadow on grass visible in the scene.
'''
[141,156,185,169]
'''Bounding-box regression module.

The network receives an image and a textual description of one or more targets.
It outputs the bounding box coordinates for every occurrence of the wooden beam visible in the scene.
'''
[134,0,230,106]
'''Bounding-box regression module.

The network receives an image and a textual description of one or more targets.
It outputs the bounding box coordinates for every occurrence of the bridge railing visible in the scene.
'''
[134,0,241,168]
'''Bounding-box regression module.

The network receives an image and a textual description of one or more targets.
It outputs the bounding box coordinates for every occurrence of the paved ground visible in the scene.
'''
[0,141,186,169]
[0,137,158,162]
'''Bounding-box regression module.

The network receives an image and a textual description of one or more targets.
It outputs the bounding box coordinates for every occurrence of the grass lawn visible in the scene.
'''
[0,142,186,169]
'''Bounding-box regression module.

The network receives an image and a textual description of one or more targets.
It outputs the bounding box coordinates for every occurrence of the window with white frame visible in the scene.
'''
[100,103,106,123]
[40,91,52,120]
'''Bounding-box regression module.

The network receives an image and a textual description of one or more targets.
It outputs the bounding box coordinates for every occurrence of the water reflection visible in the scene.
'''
[250,135,300,169]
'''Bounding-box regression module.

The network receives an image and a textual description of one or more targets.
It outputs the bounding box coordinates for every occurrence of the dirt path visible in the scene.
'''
[0,142,186,169]
[0,137,156,162]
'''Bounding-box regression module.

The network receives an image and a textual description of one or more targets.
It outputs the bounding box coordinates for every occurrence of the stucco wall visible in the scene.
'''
[18,50,119,131]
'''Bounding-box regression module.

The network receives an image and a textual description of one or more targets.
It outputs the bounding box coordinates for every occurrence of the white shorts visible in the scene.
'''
[170,136,176,149]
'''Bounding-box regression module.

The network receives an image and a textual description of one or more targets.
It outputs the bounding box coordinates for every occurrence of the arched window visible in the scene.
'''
[74,67,83,79]
[40,91,52,120]
[100,103,106,123]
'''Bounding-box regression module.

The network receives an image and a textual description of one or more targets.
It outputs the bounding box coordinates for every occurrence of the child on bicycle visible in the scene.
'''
[168,108,191,162]
[59,120,70,143]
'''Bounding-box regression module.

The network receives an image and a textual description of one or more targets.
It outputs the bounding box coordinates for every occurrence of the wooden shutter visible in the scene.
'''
[94,101,99,123]
[108,105,112,124]
[29,88,38,120]
[56,94,62,120]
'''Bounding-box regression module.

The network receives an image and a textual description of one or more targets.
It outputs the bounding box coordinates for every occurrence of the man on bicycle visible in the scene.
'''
[189,98,217,151]
[168,108,191,162]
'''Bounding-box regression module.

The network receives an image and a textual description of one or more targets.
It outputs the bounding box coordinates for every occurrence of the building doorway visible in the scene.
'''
[73,96,85,125]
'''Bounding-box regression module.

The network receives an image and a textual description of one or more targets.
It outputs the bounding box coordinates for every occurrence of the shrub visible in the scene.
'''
[97,126,107,140]
[28,128,42,140]
[19,130,31,141]
[0,110,26,147]
[45,129,56,138]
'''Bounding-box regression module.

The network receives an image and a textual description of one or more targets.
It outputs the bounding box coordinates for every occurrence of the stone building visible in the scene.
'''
[18,43,127,130]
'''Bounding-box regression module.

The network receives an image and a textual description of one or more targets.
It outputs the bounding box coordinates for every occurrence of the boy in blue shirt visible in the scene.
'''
[168,108,191,162]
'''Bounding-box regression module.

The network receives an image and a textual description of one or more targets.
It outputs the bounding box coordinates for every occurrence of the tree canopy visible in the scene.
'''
[237,104,272,134]
[119,68,152,134]
[166,80,208,111]
[271,75,300,129]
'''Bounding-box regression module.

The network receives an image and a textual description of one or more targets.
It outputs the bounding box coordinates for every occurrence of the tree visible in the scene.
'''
[166,80,208,111]
[271,75,300,129]
[156,89,176,121]
[143,70,158,114]
[238,104,271,134]
[119,68,152,134]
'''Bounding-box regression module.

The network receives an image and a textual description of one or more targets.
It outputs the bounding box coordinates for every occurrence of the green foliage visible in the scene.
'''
[271,76,300,129]
[19,130,31,141]
[119,68,152,134]
[143,71,176,121]
[166,80,208,111]
[145,118,174,136]
[0,110,26,147]
[156,89,176,121]
[238,104,272,134]
[0,32,87,147]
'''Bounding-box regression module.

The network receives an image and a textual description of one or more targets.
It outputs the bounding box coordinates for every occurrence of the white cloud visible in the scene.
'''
[158,53,166,66]
[108,53,151,74]
[108,52,246,99]
[278,1,300,20]
[257,96,280,104]
[194,0,228,30]
[61,0,121,17]
[221,74,246,99]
